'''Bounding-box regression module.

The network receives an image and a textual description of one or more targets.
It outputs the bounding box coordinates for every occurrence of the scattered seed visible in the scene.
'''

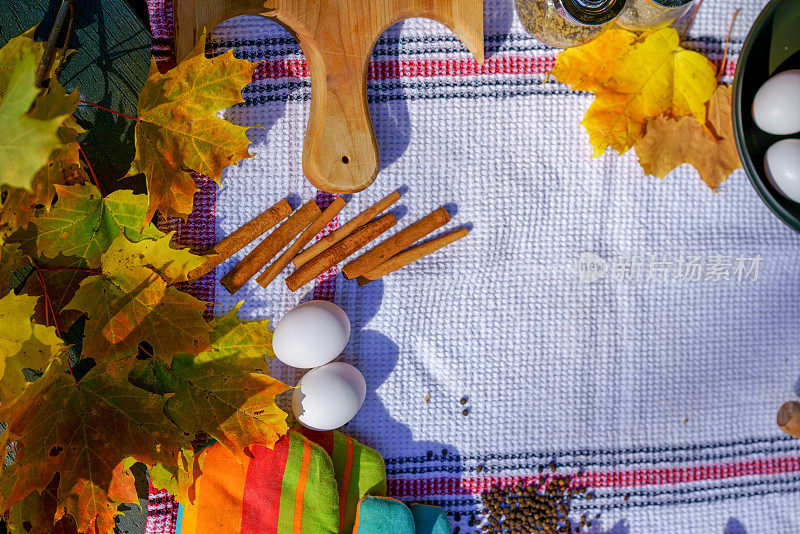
[460,397,468,405]
[424,393,430,404]
[462,409,469,416]
[478,467,598,533]
[476,464,484,473]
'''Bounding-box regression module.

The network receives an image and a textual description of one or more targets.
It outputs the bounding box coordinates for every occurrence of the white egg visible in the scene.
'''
[272,300,350,368]
[765,138,800,203]
[752,70,800,135]
[292,362,366,431]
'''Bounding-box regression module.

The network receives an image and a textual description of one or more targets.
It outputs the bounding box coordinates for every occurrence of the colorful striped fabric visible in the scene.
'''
[296,427,388,532]
[175,429,385,534]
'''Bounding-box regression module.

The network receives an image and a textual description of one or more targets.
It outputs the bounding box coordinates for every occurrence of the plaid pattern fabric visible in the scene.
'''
[144,0,800,532]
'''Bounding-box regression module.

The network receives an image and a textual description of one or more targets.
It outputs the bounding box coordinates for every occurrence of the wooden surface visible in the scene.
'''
[172,0,484,194]
[778,401,800,439]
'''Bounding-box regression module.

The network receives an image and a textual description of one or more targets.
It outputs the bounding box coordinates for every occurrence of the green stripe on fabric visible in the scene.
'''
[351,441,387,498]
[331,431,388,534]
[332,430,347,483]
[300,440,339,534]
[276,432,304,532]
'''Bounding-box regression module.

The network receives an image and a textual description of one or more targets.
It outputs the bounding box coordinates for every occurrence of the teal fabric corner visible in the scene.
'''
[410,504,451,534]
[354,496,416,534]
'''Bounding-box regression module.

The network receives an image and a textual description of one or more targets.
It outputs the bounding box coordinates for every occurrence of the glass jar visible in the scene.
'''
[516,0,627,48]
[615,0,696,31]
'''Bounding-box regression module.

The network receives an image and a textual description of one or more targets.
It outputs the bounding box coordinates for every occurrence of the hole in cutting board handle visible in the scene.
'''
[341,155,350,164]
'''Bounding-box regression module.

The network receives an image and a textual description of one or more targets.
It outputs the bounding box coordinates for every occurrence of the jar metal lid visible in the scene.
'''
[558,0,627,26]
[648,0,694,7]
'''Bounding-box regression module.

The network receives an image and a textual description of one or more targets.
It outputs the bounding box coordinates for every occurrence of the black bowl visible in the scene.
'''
[732,0,800,232]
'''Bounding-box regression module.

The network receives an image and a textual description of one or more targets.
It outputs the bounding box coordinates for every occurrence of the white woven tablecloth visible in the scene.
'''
[143,0,800,531]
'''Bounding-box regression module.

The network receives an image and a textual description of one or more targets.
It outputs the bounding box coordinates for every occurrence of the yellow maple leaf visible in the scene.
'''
[128,34,258,223]
[100,232,209,285]
[635,85,741,188]
[552,28,718,156]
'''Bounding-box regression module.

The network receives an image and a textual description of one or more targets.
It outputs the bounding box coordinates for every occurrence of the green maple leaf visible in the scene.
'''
[1,77,88,234]
[26,183,163,268]
[129,303,288,455]
[128,35,258,222]
[0,47,66,190]
[148,447,198,506]
[0,358,178,532]
[65,236,211,363]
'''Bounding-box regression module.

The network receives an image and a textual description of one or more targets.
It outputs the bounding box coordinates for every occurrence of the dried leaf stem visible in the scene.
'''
[79,100,140,122]
[27,258,76,381]
[718,9,740,79]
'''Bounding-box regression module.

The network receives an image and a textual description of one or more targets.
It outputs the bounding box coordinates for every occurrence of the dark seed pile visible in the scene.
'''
[477,473,598,533]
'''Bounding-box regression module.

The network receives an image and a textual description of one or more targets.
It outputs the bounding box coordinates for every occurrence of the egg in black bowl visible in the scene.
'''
[733,0,800,232]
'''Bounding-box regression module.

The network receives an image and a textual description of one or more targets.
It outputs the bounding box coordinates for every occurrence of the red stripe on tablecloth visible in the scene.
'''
[252,56,738,82]
[254,56,557,81]
[241,438,292,534]
[387,454,800,498]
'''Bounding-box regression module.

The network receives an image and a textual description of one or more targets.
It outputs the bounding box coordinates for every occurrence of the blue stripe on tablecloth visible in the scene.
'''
[383,434,800,471]
[199,33,743,57]
[152,33,743,61]
[237,79,578,104]
[410,471,800,515]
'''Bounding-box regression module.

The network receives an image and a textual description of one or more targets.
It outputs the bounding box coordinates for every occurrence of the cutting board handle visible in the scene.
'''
[173,0,484,194]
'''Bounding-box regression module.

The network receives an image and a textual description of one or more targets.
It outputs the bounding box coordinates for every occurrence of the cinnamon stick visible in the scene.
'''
[256,197,346,288]
[778,401,800,439]
[188,199,292,282]
[356,227,468,286]
[342,207,450,280]
[285,213,396,292]
[292,190,400,268]
[220,200,321,294]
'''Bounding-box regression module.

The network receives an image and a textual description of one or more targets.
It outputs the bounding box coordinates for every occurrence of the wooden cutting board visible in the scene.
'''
[172,0,484,194]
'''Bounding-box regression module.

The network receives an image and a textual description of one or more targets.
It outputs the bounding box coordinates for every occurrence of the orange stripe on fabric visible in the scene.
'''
[338,435,354,532]
[180,501,198,534]
[195,445,250,532]
[292,439,313,534]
